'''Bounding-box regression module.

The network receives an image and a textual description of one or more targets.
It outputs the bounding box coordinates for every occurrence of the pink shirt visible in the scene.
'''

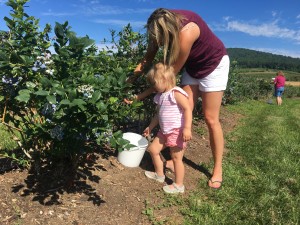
[154,87,188,134]
[274,75,286,88]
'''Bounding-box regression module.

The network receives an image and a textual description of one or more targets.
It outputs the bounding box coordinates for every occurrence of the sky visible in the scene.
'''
[1,0,300,58]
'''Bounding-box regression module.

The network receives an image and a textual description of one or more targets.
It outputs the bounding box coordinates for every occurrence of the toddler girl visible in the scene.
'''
[143,63,192,194]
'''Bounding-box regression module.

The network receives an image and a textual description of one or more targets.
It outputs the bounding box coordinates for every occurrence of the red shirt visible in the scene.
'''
[274,75,285,88]
[171,10,227,79]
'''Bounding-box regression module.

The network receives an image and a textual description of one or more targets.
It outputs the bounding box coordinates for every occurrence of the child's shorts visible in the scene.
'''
[274,87,284,97]
[157,129,187,149]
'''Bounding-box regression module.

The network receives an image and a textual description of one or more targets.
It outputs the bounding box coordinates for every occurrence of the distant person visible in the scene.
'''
[126,8,229,189]
[143,63,192,194]
[274,71,286,106]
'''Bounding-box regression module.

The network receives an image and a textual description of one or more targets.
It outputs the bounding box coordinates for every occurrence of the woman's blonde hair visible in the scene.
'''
[147,63,176,90]
[146,8,185,66]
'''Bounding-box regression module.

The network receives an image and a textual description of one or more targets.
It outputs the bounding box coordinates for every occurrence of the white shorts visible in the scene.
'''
[181,55,230,92]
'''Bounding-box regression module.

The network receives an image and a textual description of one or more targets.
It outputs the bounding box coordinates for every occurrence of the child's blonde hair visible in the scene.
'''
[147,63,176,90]
[277,71,284,76]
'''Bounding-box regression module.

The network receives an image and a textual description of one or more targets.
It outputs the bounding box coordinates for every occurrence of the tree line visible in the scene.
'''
[227,48,300,72]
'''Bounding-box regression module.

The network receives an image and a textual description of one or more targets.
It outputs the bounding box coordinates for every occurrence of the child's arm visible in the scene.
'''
[174,91,192,141]
[136,87,155,101]
[143,108,159,137]
[124,87,156,104]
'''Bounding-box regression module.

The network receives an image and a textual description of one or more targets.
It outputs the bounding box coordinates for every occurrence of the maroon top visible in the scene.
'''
[171,9,227,79]
[274,75,285,88]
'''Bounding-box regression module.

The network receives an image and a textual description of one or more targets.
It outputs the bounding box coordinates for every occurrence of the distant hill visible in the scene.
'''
[226,48,300,72]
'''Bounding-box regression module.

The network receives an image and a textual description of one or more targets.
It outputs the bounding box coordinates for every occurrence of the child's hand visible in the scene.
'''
[123,94,137,105]
[143,127,151,137]
[123,98,133,104]
[182,128,192,142]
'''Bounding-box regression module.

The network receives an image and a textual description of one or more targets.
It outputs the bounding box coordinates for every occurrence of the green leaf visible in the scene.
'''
[59,99,71,105]
[109,97,118,104]
[34,90,48,96]
[26,82,36,89]
[96,102,107,111]
[15,89,31,103]
[4,16,14,29]
[91,91,101,102]
[72,99,86,106]
[40,77,52,87]
[101,115,108,121]
[54,87,66,96]
[71,99,87,110]
[46,95,56,104]
[10,51,25,64]
[54,22,64,39]
[80,36,95,48]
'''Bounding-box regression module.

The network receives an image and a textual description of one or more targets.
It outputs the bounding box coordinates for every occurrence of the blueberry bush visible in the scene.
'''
[0,0,152,168]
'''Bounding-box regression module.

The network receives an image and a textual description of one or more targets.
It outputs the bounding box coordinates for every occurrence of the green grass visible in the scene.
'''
[181,98,300,224]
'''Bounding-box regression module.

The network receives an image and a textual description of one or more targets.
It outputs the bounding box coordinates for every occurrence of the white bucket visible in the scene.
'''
[117,132,148,167]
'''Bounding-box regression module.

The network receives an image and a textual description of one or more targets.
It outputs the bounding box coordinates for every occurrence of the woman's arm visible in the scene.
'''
[125,41,158,102]
[134,40,159,75]
[172,22,200,75]
[174,91,192,141]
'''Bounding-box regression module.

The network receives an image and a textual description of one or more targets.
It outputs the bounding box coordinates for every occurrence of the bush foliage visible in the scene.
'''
[0,0,150,166]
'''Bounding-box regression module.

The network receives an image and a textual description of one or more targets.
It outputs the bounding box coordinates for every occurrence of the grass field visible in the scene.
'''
[181,98,300,224]
[238,68,300,82]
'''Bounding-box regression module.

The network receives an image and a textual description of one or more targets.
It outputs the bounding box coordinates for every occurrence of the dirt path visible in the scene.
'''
[0,107,238,225]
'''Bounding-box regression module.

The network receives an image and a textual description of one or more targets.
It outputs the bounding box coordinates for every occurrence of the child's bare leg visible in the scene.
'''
[170,147,185,186]
[165,159,175,172]
[148,136,165,176]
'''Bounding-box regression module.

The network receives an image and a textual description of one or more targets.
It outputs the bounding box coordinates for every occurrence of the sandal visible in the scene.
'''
[208,179,222,189]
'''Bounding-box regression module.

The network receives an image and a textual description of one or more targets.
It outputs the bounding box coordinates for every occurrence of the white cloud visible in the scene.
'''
[41,11,76,17]
[221,19,300,43]
[93,19,145,28]
[271,11,277,17]
[82,6,152,16]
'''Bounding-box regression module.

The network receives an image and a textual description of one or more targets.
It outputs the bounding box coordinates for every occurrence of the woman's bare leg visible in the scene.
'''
[201,91,224,188]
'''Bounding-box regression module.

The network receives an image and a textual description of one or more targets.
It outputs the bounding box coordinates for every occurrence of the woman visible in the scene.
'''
[130,8,230,189]
[273,71,286,106]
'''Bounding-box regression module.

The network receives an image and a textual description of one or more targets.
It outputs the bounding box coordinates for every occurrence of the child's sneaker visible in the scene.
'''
[163,183,185,194]
[144,171,165,183]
